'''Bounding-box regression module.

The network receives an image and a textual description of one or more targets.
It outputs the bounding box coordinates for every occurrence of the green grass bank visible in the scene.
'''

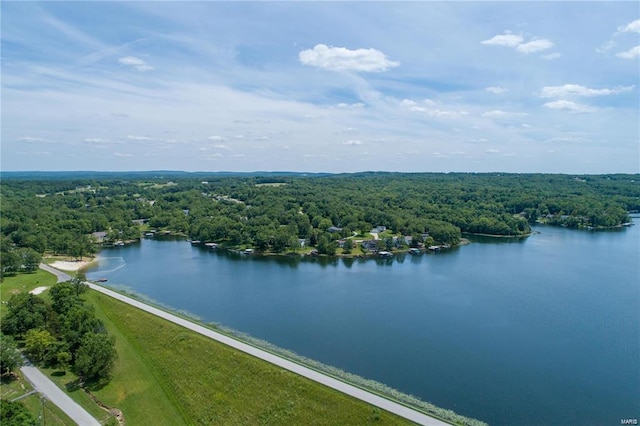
[84,290,412,425]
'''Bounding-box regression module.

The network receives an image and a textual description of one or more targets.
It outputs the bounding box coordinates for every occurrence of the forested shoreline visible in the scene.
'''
[1,172,637,270]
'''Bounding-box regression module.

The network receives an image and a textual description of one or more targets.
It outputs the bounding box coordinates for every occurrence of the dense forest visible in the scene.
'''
[1,279,118,385]
[1,172,638,267]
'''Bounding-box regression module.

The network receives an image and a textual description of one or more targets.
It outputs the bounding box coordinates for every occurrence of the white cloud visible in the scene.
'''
[207,135,226,141]
[543,100,596,113]
[617,46,640,59]
[336,102,364,108]
[17,136,46,142]
[486,86,508,94]
[127,135,151,140]
[118,56,154,72]
[113,152,132,157]
[540,84,635,98]
[596,40,615,54]
[481,33,523,47]
[401,99,468,119]
[482,32,553,54]
[598,20,640,55]
[482,110,526,118]
[516,39,554,54]
[299,44,399,72]
[618,19,640,34]
[426,109,469,119]
[84,138,109,143]
[343,140,362,145]
[541,52,562,60]
[486,148,500,154]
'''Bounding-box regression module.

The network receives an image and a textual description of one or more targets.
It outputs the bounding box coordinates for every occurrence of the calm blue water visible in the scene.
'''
[87,223,640,425]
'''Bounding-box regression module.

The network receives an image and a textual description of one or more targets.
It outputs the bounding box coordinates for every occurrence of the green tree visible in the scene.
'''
[317,235,336,256]
[0,334,22,376]
[0,237,20,279]
[74,332,117,383]
[0,399,37,426]
[1,293,50,338]
[49,281,81,315]
[19,248,42,273]
[24,329,56,364]
[384,238,394,252]
[59,305,103,355]
[55,351,72,373]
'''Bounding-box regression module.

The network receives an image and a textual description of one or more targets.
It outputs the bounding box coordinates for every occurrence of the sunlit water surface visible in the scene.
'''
[88,223,640,425]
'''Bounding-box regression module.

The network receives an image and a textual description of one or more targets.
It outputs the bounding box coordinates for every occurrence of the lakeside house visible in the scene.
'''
[91,231,108,243]
[361,240,378,252]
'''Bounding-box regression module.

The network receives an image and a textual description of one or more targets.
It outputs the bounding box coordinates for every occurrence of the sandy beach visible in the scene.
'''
[49,259,95,271]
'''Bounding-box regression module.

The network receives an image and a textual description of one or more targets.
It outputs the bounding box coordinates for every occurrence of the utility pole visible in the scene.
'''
[40,395,46,426]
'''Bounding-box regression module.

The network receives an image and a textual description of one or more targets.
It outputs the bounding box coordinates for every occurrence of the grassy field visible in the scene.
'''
[1,270,413,425]
[86,290,412,425]
[0,269,56,317]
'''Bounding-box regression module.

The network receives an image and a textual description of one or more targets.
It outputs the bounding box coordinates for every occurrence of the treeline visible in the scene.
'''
[1,279,117,385]
[0,173,637,258]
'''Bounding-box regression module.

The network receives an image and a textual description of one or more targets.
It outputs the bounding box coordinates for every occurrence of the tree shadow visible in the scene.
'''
[51,371,66,377]
[82,376,111,391]
[0,373,18,385]
[65,378,82,392]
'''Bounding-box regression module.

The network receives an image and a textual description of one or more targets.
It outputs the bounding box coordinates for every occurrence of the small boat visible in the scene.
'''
[97,278,108,282]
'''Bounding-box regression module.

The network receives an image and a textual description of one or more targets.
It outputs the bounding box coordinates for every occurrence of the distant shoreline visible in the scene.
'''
[462,232,534,238]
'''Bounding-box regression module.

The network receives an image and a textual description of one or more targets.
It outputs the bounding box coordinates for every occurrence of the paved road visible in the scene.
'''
[41,263,72,282]
[20,362,101,426]
[40,264,448,425]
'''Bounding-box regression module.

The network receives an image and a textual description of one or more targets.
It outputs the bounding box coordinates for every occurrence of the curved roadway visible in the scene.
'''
[40,264,448,426]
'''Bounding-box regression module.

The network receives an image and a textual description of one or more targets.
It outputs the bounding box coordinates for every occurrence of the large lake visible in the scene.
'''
[87,222,639,426]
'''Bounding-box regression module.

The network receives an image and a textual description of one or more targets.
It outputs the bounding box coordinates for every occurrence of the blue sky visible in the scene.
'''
[2,1,639,173]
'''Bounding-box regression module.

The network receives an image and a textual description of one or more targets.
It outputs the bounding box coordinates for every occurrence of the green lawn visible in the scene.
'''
[0,269,56,317]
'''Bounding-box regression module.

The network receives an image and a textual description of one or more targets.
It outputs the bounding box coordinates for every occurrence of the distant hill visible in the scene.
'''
[0,170,333,180]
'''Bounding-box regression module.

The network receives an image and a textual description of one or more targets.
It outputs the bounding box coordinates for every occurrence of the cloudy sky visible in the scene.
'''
[2,2,639,173]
